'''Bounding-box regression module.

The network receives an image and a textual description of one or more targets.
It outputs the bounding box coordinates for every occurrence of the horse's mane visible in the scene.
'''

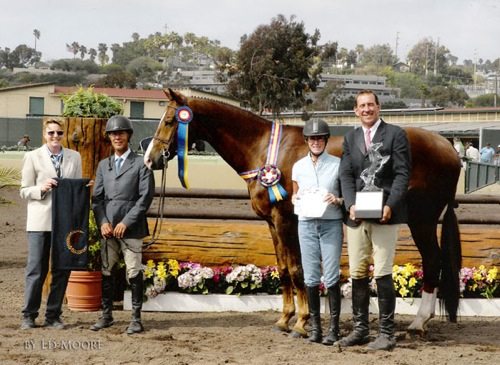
[189,96,275,125]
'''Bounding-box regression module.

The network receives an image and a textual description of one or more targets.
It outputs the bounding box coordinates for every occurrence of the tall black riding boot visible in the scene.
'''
[90,274,114,331]
[306,286,322,343]
[367,274,396,351]
[322,283,341,345]
[336,278,370,347]
[127,273,144,335]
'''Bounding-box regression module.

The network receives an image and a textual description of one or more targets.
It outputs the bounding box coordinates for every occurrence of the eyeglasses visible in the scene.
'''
[47,131,64,136]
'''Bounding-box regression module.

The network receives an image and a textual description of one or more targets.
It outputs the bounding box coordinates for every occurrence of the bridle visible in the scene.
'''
[144,103,180,249]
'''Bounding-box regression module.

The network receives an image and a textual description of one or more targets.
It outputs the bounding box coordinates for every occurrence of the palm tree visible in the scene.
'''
[33,29,41,52]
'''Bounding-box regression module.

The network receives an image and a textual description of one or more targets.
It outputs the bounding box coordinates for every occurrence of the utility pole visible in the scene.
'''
[395,32,399,61]
[495,69,498,108]
[473,50,477,90]
[433,38,439,76]
[495,59,499,108]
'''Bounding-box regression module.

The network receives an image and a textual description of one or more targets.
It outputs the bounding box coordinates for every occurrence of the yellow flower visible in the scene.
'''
[408,277,417,288]
[486,267,498,283]
[397,276,408,286]
[399,286,409,297]
[146,259,156,269]
[473,268,483,282]
[271,269,280,279]
[168,259,180,277]
[156,262,168,280]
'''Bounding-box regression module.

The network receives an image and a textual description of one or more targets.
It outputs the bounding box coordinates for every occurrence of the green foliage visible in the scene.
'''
[51,58,99,73]
[359,43,397,67]
[0,167,21,204]
[0,44,40,69]
[61,86,123,118]
[381,100,408,109]
[126,56,162,82]
[225,14,332,115]
[466,93,498,108]
[86,210,102,271]
[407,38,451,76]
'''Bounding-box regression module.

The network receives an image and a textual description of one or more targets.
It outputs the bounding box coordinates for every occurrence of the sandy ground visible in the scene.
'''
[1,151,499,364]
[0,186,499,365]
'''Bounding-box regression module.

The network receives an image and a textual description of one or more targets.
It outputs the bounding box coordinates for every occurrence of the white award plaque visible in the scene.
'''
[355,191,383,219]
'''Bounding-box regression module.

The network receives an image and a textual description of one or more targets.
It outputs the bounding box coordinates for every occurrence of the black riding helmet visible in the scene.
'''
[105,115,133,135]
[303,118,330,139]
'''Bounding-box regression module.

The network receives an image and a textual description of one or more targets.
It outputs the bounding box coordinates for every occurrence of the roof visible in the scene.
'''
[53,86,166,100]
[0,82,54,92]
[396,121,500,135]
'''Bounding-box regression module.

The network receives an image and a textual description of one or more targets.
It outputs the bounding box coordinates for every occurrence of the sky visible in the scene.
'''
[1,0,499,64]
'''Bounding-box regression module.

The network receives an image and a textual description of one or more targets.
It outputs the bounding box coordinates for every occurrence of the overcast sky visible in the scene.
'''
[1,0,498,64]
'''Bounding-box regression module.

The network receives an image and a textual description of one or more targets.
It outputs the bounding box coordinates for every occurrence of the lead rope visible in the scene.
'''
[143,150,169,250]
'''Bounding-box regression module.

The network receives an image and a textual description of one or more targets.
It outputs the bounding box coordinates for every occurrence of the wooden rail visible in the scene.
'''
[147,188,500,224]
[144,189,500,268]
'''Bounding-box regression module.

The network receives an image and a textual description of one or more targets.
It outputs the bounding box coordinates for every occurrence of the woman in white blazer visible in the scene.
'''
[20,118,82,330]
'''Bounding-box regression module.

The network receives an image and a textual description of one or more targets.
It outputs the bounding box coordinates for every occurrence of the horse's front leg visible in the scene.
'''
[267,226,295,333]
[275,220,308,338]
[289,264,308,338]
[273,273,296,333]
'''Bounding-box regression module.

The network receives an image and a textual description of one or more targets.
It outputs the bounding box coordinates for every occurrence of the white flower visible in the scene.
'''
[178,267,214,289]
[341,279,352,299]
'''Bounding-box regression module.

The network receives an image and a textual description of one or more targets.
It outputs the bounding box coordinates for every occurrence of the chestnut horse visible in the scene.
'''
[144,89,461,337]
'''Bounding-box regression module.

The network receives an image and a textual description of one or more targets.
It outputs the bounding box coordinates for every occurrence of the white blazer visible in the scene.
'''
[20,146,82,231]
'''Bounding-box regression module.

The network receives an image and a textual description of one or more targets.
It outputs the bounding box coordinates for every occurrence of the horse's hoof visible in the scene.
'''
[271,325,289,334]
[407,327,426,338]
[288,330,307,339]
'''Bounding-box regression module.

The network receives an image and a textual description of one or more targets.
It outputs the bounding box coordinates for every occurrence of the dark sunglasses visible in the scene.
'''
[47,131,64,136]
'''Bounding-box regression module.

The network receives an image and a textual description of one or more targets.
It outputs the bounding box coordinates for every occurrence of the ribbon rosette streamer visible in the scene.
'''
[175,106,193,189]
[239,122,288,204]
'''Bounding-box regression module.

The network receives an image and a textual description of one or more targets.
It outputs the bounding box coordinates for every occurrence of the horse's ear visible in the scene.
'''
[164,88,187,105]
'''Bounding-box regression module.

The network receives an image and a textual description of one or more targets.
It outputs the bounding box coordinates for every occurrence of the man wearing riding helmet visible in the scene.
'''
[291,118,344,345]
[90,115,154,334]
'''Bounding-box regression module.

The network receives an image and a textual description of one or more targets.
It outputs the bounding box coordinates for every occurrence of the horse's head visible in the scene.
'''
[144,88,188,170]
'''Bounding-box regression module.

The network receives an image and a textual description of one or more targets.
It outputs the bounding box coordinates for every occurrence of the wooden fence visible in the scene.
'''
[143,188,500,269]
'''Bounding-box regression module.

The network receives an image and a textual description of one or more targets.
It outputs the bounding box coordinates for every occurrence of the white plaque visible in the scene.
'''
[355,191,383,219]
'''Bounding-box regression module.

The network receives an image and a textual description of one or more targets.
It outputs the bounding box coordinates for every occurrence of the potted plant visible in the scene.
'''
[65,211,103,311]
[58,85,124,181]
[60,86,122,311]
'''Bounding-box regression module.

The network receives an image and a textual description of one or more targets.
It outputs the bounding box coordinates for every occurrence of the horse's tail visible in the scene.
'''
[439,201,462,322]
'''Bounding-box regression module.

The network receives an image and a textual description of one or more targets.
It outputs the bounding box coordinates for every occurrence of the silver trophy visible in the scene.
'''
[355,142,389,218]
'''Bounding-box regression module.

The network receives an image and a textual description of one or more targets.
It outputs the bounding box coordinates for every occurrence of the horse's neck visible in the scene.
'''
[191,100,270,173]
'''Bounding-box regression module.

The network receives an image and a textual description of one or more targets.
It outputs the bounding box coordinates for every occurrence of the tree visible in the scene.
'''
[0,45,39,69]
[88,48,97,62]
[33,29,40,52]
[407,38,452,76]
[224,14,333,115]
[360,44,396,68]
[96,64,136,88]
[428,85,468,107]
[466,94,497,108]
[66,42,80,59]
[125,56,162,83]
[79,45,87,60]
[312,80,345,110]
[97,43,109,66]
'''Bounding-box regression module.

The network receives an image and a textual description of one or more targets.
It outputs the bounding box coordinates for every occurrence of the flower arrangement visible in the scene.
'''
[140,259,499,300]
[460,265,499,299]
[392,263,423,298]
